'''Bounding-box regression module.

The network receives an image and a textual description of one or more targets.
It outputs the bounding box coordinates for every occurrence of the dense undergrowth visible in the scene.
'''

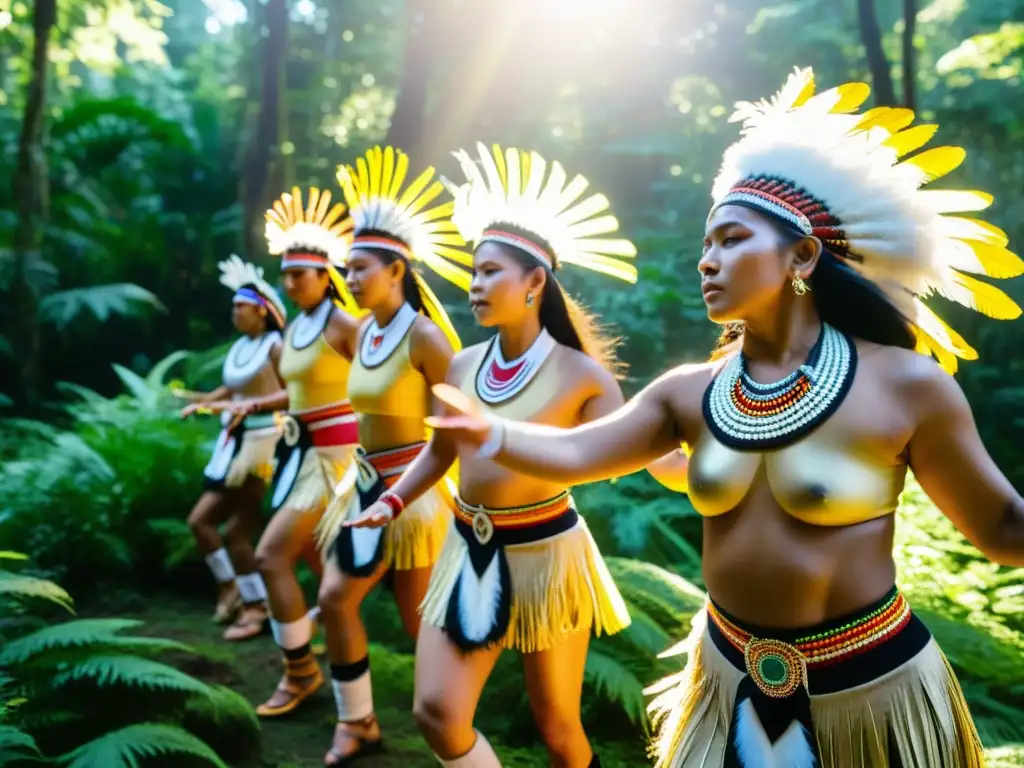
[1,356,1022,765]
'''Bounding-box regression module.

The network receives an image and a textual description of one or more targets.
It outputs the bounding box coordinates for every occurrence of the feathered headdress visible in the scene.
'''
[711,67,1022,373]
[444,143,638,283]
[336,145,470,350]
[264,186,360,315]
[218,254,287,331]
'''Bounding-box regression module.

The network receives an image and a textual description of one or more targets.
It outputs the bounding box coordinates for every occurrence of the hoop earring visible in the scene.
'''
[525,294,535,307]
[792,275,809,296]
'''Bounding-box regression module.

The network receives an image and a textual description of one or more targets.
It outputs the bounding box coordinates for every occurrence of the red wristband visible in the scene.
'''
[380,491,405,519]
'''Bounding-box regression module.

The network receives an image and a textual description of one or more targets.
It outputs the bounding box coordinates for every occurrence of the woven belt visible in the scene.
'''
[278,401,357,447]
[357,442,426,490]
[707,590,912,698]
[454,492,576,546]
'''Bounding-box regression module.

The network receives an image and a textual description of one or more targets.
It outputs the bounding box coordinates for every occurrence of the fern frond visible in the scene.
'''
[0,619,163,666]
[144,350,191,389]
[184,684,260,737]
[56,723,228,768]
[583,647,649,731]
[51,655,213,696]
[39,284,165,330]
[0,572,74,613]
[0,724,41,763]
[0,552,28,561]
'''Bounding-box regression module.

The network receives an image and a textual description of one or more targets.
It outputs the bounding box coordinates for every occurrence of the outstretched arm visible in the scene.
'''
[908,364,1024,567]
[433,367,688,486]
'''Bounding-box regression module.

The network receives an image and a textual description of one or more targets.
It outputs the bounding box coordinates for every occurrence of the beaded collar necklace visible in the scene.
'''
[702,323,857,450]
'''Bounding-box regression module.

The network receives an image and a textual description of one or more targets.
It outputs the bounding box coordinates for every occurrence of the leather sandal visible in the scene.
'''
[323,717,384,765]
[212,584,241,624]
[223,603,269,641]
[255,655,323,717]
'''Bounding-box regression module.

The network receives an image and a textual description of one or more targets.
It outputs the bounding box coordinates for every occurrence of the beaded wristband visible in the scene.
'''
[379,491,405,520]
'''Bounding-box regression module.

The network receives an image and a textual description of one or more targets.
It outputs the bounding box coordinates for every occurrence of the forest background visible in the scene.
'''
[1,0,1023,766]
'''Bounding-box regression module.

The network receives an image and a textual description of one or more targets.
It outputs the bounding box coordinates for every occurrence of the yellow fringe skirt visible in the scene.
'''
[317,442,452,575]
[203,413,279,490]
[419,492,631,653]
[647,588,985,768]
[268,402,358,513]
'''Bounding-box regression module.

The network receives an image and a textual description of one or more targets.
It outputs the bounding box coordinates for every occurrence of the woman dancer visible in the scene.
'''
[427,70,1024,767]
[345,143,660,767]
[218,187,364,717]
[313,145,469,764]
[179,255,286,640]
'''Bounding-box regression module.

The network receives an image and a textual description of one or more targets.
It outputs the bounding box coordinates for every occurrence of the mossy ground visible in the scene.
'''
[102,590,649,767]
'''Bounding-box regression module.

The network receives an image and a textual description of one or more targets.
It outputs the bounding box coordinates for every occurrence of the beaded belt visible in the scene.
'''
[356,442,425,490]
[707,590,912,698]
[454,492,576,547]
[278,400,358,448]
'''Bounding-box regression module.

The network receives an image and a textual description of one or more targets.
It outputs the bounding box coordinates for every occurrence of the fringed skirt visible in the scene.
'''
[203,413,279,490]
[269,401,359,513]
[647,588,984,768]
[420,492,631,653]
[317,442,452,576]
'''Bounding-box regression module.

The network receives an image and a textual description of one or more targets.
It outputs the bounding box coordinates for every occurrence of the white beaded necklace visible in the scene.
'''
[703,323,856,450]
[359,302,418,369]
[222,331,281,390]
[290,298,334,350]
[475,328,556,405]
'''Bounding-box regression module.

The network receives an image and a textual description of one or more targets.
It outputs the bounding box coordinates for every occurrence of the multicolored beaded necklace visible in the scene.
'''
[703,322,857,450]
[475,328,556,405]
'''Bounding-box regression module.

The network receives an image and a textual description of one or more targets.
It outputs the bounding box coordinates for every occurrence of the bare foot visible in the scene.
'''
[324,715,383,765]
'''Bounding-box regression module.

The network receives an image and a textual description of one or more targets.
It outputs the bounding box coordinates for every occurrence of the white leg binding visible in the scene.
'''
[236,572,267,604]
[436,731,502,767]
[270,615,312,650]
[331,671,375,721]
[204,548,235,583]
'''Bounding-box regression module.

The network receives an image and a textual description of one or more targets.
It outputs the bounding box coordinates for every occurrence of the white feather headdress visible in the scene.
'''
[711,67,1021,373]
[217,254,287,329]
[335,145,470,352]
[444,143,638,283]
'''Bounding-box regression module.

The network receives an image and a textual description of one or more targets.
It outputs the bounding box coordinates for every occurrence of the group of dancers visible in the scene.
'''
[177,68,1024,767]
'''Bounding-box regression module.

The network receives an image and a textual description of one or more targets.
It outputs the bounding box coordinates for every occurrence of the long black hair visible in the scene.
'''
[352,229,434,320]
[711,214,916,357]
[487,223,623,375]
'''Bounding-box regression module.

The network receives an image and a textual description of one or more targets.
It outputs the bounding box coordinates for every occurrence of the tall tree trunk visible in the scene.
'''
[9,0,57,408]
[241,0,289,262]
[856,0,897,106]
[385,0,434,158]
[902,0,917,109]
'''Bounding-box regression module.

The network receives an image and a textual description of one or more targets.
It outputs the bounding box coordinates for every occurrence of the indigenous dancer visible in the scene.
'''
[427,69,1024,767]
[179,255,285,640]
[221,188,363,717]
[346,143,654,767]
[313,145,468,765]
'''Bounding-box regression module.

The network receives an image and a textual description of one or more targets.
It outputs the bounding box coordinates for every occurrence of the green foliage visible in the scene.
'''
[0,556,257,767]
[0,353,215,587]
[56,724,227,768]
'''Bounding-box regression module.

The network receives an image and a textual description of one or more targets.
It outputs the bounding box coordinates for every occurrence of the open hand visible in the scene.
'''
[342,501,393,529]
[424,384,492,449]
[179,403,201,419]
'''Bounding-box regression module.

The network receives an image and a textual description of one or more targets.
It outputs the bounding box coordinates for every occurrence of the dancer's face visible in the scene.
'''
[469,241,546,328]
[231,301,267,336]
[282,266,330,312]
[698,205,815,324]
[344,249,401,311]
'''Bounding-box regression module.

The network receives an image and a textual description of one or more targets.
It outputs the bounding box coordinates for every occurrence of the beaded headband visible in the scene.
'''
[218,255,287,329]
[710,66,1022,373]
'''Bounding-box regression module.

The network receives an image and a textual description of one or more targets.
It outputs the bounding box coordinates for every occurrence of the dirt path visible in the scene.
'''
[127,594,645,767]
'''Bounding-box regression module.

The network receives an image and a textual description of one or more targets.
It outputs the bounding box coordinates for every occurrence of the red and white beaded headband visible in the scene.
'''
[281,250,332,270]
[714,176,851,260]
[479,228,556,270]
[350,234,412,262]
